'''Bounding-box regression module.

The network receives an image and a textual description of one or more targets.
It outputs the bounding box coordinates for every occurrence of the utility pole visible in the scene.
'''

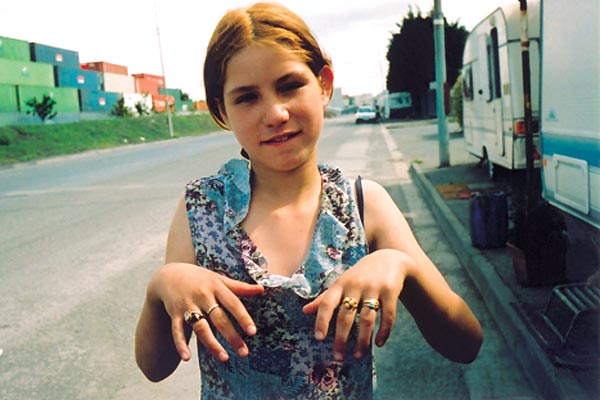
[155,3,174,138]
[433,0,450,167]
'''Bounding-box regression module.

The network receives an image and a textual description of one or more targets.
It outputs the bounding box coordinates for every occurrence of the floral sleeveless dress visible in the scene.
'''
[185,159,374,399]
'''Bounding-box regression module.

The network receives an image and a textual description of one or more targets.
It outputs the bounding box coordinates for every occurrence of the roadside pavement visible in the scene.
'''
[384,119,598,399]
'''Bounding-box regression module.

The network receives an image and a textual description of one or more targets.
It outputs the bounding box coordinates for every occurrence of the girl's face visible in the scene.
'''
[219,44,333,173]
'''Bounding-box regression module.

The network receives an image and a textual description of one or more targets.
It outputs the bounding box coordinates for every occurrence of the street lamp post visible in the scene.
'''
[155,4,174,138]
[433,0,450,167]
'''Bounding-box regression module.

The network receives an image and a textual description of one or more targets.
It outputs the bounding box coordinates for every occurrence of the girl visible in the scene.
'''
[135,3,483,399]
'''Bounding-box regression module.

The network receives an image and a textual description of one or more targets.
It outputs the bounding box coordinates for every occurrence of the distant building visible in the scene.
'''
[352,93,374,107]
[327,87,344,115]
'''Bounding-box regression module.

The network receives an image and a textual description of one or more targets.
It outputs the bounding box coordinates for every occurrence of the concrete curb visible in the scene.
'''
[409,163,588,400]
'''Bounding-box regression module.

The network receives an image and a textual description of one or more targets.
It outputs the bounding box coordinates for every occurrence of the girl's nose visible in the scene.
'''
[262,101,289,127]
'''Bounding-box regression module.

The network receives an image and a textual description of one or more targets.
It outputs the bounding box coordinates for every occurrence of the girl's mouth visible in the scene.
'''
[263,131,300,144]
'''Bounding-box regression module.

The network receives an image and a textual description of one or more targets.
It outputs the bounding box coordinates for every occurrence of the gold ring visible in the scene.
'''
[205,304,220,317]
[362,299,380,311]
[342,296,359,310]
[183,309,204,325]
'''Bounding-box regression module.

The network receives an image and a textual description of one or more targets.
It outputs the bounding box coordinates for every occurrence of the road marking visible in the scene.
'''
[379,124,409,181]
[1,184,183,198]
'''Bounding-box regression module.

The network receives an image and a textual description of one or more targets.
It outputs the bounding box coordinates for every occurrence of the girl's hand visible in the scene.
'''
[302,249,414,360]
[148,262,264,362]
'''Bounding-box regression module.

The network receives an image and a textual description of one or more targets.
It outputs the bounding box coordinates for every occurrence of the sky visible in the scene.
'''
[0,0,516,100]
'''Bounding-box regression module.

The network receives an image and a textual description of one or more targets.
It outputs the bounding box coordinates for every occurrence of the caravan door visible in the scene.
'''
[478,31,505,159]
[488,28,504,156]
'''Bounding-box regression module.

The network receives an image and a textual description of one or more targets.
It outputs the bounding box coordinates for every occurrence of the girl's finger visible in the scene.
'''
[214,283,259,337]
[192,315,232,362]
[311,288,343,341]
[374,292,397,347]
[171,315,192,361]
[221,276,265,298]
[333,294,361,360]
[353,297,379,358]
[204,303,250,359]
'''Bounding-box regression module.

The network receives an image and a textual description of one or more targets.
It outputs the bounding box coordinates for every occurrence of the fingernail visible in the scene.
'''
[333,352,344,361]
[315,330,324,341]
[237,346,249,357]
[354,351,363,359]
[247,324,257,335]
[218,351,229,362]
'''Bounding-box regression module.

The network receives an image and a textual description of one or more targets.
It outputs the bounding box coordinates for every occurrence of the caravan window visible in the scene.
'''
[462,66,474,101]
[487,28,501,100]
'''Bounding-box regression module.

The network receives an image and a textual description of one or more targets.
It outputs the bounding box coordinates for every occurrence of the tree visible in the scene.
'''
[134,97,151,116]
[386,6,468,117]
[111,97,132,118]
[26,95,57,122]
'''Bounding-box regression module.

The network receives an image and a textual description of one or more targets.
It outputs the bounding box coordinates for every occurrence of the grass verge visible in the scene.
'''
[0,112,221,166]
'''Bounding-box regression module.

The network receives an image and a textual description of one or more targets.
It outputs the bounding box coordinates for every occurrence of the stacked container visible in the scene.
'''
[133,73,165,96]
[0,58,55,87]
[0,36,33,117]
[159,87,193,111]
[79,90,120,112]
[152,94,174,113]
[30,42,80,69]
[54,67,101,90]
[0,35,31,61]
[80,61,132,111]
[101,72,135,93]
[0,83,19,112]
[17,85,80,114]
[81,61,128,75]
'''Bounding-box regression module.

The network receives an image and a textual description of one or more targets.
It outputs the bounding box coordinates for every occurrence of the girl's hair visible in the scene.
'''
[204,2,332,129]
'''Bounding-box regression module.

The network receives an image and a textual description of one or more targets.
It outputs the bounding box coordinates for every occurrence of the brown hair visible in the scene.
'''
[203,2,332,129]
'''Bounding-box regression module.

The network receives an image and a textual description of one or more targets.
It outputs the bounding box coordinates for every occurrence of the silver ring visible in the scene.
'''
[361,299,381,311]
[183,309,204,325]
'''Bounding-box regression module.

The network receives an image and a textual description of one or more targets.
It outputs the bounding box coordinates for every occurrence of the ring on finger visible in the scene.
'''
[183,309,204,325]
[362,298,381,311]
[342,296,359,310]
[205,303,220,317]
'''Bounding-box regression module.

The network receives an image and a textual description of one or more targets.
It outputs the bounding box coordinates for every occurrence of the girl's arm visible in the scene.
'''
[304,180,483,364]
[364,179,483,363]
[135,195,197,381]
[135,195,264,382]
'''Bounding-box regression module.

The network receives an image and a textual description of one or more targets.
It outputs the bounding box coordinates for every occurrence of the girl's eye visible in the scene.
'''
[235,93,258,104]
[280,81,304,93]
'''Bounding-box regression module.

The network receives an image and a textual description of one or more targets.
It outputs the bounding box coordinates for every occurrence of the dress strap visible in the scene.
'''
[355,175,365,227]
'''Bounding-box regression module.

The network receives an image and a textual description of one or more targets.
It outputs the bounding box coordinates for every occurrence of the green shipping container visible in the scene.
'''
[175,100,194,112]
[18,85,80,113]
[0,36,31,61]
[159,87,182,99]
[0,84,18,112]
[0,59,55,86]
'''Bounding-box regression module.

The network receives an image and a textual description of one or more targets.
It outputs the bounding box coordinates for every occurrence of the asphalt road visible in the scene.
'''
[0,116,537,399]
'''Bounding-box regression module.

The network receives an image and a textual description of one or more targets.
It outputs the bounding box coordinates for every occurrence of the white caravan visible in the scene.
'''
[375,91,413,120]
[539,0,600,229]
[461,1,540,176]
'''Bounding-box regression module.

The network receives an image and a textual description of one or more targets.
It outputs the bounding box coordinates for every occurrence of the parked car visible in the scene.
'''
[355,106,378,123]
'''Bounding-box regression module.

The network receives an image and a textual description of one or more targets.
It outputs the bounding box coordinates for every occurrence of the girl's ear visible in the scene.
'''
[318,66,334,105]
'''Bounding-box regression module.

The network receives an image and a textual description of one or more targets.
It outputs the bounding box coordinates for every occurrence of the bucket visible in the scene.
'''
[470,191,508,249]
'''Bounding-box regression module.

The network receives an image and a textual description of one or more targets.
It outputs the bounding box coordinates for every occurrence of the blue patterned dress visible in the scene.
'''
[185,159,374,399]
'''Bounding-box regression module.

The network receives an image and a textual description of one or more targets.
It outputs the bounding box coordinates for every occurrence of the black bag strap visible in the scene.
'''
[355,175,365,227]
